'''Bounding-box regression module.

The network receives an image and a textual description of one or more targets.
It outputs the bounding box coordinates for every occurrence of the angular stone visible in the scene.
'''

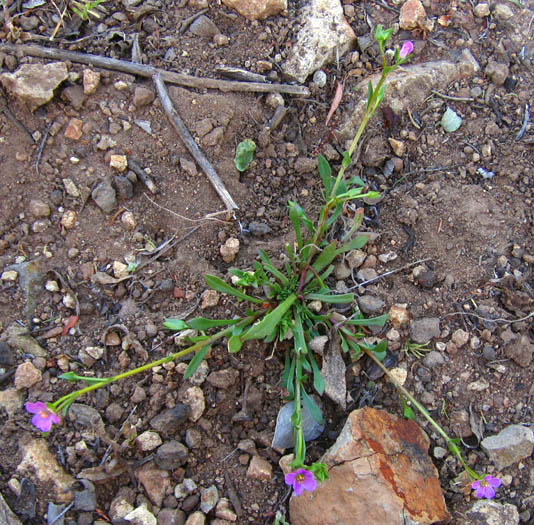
[181,386,205,422]
[1,62,68,111]
[0,492,22,525]
[200,485,218,514]
[136,431,163,452]
[184,512,205,525]
[399,0,426,30]
[28,199,50,218]
[0,389,23,418]
[157,508,186,525]
[92,178,116,213]
[246,455,272,481]
[357,295,385,315]
[410,317,440,344]
[485,60,509,87]
[155,441,189,470]
[133,86,155,108]
[64,118,83,140]
[481,424,534,470]
[135,463,170,507]
[322,335,346,409]
[221,0,286,20]
[339,50,480,140]
[207,368,239,389]
[17,438,75,503]
[290,408,449,524]
[220,238,240,263]
[189,15,220,38]
[466,500,519,524]
[14,361,42,390]
[504,335,533,368]
[83,69,101,94]
[150,405,189,434]
[124,504,157,525]
[283,0,355,83]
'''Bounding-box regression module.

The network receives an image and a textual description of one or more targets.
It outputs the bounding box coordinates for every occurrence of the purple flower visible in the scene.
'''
[472,475,501,499]
[399,41,414,59]
[25,401,60,432]
[285,468,317,496]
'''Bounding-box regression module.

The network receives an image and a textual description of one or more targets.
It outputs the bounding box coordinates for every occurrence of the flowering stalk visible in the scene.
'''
[363,347,501,498]
[25,314,261,432]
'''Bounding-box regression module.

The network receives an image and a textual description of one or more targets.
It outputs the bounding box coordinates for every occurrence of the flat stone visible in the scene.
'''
[246,455,272,481]
[181,386,205,422]
[200,289,219,309]
[0,389,24,417]
[28,199,50,218]
[62,85,86,110]
[422,350,445,368]
[136,431,163,452]
[150,405,189,435]
[189,15,220,38]
[7,324,47,358]
[1,62,68,110]
[220,238,240,263]
[466,500,519,525]
[14,361,42,390]
[135,463,170,507]
[0,492,22,525]
[289,407,449,524]
[200,485,218,514]
[133,86,155,108]
[83,69,101,94]
[221,0,286,20]
[340,50,480,140]
[91,178,116,213]
[17,438,75,503]
[485,60,509,87]
[124,504,157,525]
[410,317,440,344]
[64,118,83,140]
[493,3,514,21]
[504,335,533,368]
[283,0,355,83]
[322,335,346,409]
[184,512,205,525]
[481,424,534,470]
[206,368,239,389]
[155,441,189,470]
[357,295,385,314]
[157,508,186,525]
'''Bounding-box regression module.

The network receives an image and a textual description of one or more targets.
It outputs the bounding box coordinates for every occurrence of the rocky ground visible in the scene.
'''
[0,0,533,524]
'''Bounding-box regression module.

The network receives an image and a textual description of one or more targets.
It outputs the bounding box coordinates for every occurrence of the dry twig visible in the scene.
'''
[153,72,238,211]
[0,43,310,96]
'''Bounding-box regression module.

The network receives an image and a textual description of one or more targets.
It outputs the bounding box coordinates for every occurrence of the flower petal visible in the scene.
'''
[284,472,297,486]
[25,401,47,414]
[482,486,496,499]
[486,476,501,488]
[32,413,52,432]
[293,482,304,496]
[301,474,317,492]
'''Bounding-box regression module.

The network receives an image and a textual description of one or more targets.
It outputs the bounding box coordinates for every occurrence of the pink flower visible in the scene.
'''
[25,401,60,432]
[399,41,414,59]
[285,468,317,496]
[472,475,501,499]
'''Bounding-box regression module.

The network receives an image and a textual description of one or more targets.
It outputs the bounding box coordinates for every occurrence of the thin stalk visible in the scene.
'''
[363,348,481,481]
[52,314,260,412]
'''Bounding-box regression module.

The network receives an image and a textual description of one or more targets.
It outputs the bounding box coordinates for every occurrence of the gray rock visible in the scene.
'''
[155,441,189,470]
[357,295,385,315]
[206,368,239,389]
[272,399,325,449]
[248,221,272,236]
[339,49,480,140]
[334,261,351,280]
[185,428,202,448]
[74,480,96,512]
[481,424,534,469]
[157,508,186,525]
[133,86,155,108]
[283,0,356,83]
[113,176,134,200]
[0,492,22,525]
[68,403,104,429]
[199,485,218,514]
[47,503,65,525]
[0,62,68,110]
[422,350,445,368]
[92,178,116,213]
[484,60,509,87]
[466,499,519,525]
[61,85,86,110]
[361,135,389,168]
[322,335,346,409]
[124,504,157,525]
[410,318,440,344]
[150,405,189,434]
[0,341,16,367]
[189,15,220,38]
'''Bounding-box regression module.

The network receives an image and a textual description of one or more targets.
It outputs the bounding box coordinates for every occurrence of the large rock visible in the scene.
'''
[289,407,449,525]
[221,0,286,20]
[481,424,534,470]
[339,49,480,140]
[283,0,356,83]
[17,438,75,503]
[0,493,22,525]
[466,500,519,525]
[0,62,68,111]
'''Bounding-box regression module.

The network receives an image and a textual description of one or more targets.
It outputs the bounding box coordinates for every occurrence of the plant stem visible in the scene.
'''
[53,314,260,412]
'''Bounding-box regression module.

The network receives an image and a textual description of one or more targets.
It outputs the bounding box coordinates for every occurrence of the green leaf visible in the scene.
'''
[205,275,263,304]
[345,314,388,327]
[184,345,210,379]
[58,372,109,385]
[234,139,256,171]
[302,388,323,425]
[308,350,325,395]
[340,334,349,353]
[347,175,365,187]
[243,294,297,341]
[292,311,307,355]
[310,461,329,482]
[367,80,374,110]
[305,292,354,304]
[281,350,292,390]
[441,107,462,133]
[317,154,333,194]
[361,339,387,361]
[259,250,289,286]
[401,396,416,421]
[334,234,368,255]
[163,318,188,331]
[311,241,337,275]
[228,335,243,353]
[341,151,352,169]
[186,317,242,330]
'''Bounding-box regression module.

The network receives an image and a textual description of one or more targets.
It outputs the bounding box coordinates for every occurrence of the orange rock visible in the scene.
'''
[290,407,449,525]
[64,117,83,140]
[221,0,286,20]
[399,0,426,30]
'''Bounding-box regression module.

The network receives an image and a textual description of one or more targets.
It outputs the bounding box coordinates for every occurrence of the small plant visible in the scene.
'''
[402,340,431,359]
[24,26,500,510]
[70,0,106,21]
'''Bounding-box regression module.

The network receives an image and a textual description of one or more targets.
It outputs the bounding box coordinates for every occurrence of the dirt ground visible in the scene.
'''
[0,0,533,524]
